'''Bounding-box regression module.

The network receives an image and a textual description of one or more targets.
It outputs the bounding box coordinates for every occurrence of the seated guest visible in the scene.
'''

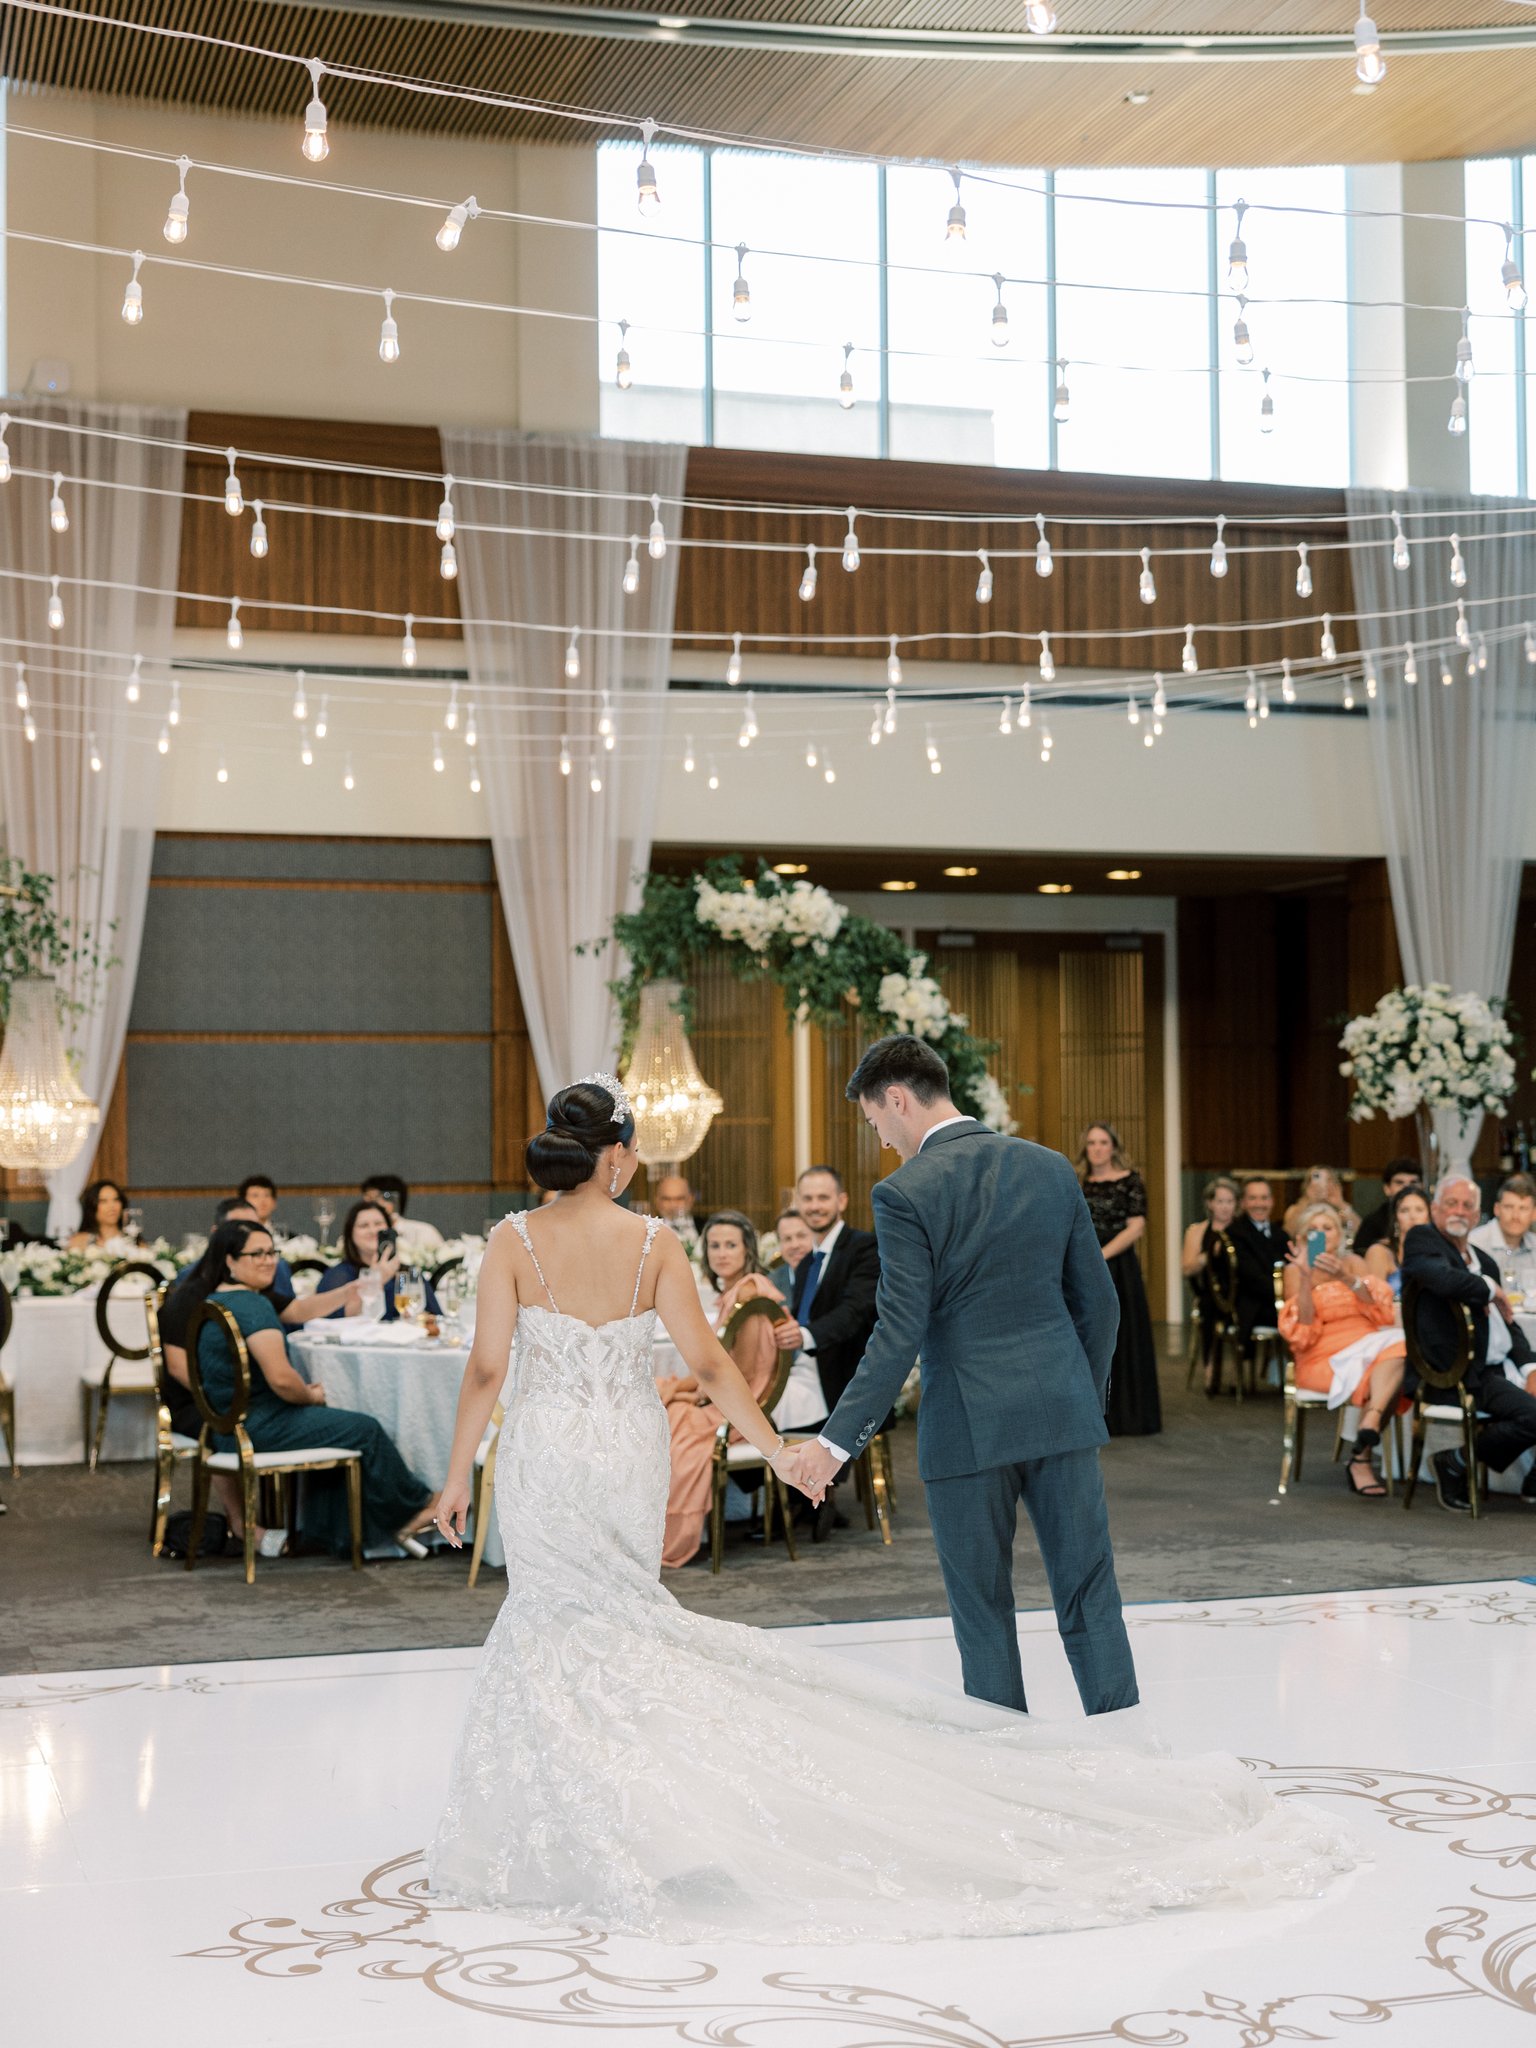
[654,1174,703,1249]
[67,1178,135,1252]
[360,1174,444,1254]
[214,1195,294,1294]
[1180,1175,1239,1394]
[1284,1166,1361,1244]
[1363,1183,1432,1296]
[1352,1157,1424,1257]
[1279,1201,1406,1498]
[655,1208,784,1568]
[1469,1172,1536,1303]
[237,1174,279,1227]
[185,1218,438,1556]
[765,1208,829,1429]
[1401,1176,1536,1511]
[1229,1176,1290,1363]
[317,1199,438,1320]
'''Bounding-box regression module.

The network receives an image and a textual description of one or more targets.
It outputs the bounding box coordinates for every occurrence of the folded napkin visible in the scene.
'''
[298,1316,426,1347]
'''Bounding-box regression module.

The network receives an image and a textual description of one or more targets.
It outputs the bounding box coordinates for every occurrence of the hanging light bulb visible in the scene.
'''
[1227,199,1249,294]
[590,761,604,794]
[1526,624,1536,665]
[1232,296,1254,368]
[1152,673,1167,719]
[47,577,64,632]
[432,731,445,774]
[1038,630,1056,683]
[1039,718,1053,762]
[1258,677,1271,721]
[623,536,641,596]
[11,663,25,711]
[1024,0,1058,30]
[1019,680,1033,730]
[1138,547,1156,605]
[998,697,1013,735]
[167,681,181,728]
[314,695,329,740]
[249,500,268,559]
[292,671,308,722]
[842,507,860,572]
[120,251,145,327]
[1281,656,1296,704]
[401,615,417,667]
[214,752,229,785]
[1391,511,1411,569]
[1053,360,1070,424]
[1448,393,1467,435]
[616,318,633,390]
[635,120,660,216]
[564,630,581,681]
[991,273,1009,347]
[925,725,942,774]
[225,597,243,650]
[1127,693,1140,728]
[595,690,613,740]
[301,59,329,162]
[1403,641,1419,684]
[221,447,243,517]
[805,737,819,770]
[886,636,903,687]
[343,754,355,791]
[1364,657,1378,699]
[732,244,751,322]
[975,549,994,604]
[682,734,696,774]
[156,722,169,755]
[163,155,192,242]
[126,653,142,704]
[49,473,69,534]
[1210,515,1228,578]
[1441,658,1455,687]
[465,702,478,749]
[0,414,10,482]
[1477,632,1489,673]
[1034,513,1054,578]
[707,757,720,791]
[1259,367,1274,433]
[469,763,482,794]
[737,692,756,748]
[1455,598,1471,649]
[1455,305,1474,383]
[1181,624,1198,675]
[823,755,837,786]
[436,195,479,252]
[647,491,667,559]
[726,632,743,686]
[1503,224,1528,312]
[301,727,315,768]
[884,685,899,735]
[839,342,856,410]
[436,478,456,542]
[1143,726,1156,750]
[1245,670,1258,724]
[440,538,458,580]
[1443,533,1467,589]
[1294,541,1312,598]
[945,168,967,241]
[559,735,572,776]
[799,544,819,602]
[1321,613,1337,661]
[378,289,400,363]
[869,709,884,747]
[1353,11,1386,84]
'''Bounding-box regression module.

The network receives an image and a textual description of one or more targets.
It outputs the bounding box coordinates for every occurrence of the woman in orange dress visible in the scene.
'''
[1279,1200,1406,1499]
[656,1208,783,1567]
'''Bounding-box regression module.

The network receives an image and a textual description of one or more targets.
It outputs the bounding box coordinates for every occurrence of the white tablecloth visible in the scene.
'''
[6,1294,154,1466]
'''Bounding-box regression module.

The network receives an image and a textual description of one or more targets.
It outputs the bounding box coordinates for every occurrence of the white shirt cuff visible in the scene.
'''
[800,1330,817,1353]
[815,1433,850,1465]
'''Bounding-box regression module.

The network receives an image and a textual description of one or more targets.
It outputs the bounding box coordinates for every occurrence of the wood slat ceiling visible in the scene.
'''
[2,0,1532,167]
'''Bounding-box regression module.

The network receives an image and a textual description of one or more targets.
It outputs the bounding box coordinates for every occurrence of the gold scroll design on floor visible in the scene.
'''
[185,1761,1536,2045]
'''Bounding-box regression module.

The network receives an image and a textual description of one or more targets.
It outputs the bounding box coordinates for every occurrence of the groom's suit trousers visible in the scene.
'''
[924,1447,1138,1717]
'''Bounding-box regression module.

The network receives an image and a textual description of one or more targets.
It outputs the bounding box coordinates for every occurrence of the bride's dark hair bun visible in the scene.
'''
[526,1081,636,1192]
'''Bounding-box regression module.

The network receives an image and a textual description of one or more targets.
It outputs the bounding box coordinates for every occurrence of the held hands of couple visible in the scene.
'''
[769,1438,842,1503]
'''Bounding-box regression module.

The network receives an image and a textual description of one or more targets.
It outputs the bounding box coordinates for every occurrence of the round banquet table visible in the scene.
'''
[7,1294,155,1466]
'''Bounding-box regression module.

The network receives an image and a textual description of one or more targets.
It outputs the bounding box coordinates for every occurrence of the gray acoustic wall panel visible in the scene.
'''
[136,1189,530,1248]
[151,838,494,884]
[129,887,492,1034]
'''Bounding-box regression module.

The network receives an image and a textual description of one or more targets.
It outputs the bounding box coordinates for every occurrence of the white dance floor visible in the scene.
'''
[6,1578,1536,2047]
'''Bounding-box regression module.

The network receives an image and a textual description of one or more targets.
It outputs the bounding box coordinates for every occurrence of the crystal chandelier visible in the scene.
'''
[0,977,100,1173]
[621,979,724,1168]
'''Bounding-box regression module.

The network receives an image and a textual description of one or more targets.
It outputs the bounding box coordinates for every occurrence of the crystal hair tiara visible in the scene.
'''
[575,1070,633,1125]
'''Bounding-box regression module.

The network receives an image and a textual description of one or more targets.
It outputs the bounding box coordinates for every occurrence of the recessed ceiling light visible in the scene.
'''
[772,862,809,875]
[881,879,918,893]
[1123,88,1152,106]
[943,865,979,878]
[1106,868,1142,882]
[1038,882,1073,895]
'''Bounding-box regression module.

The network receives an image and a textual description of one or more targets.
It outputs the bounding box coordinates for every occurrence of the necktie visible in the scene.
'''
[798,1248,825,1319]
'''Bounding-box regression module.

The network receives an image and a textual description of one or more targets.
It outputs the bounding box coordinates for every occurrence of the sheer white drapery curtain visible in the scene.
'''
[442,431,687,1100]
[1349,485,1536,1168]
[0,402,186,1233]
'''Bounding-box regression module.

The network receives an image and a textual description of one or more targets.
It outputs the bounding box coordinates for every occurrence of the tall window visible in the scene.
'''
[598,143,1353,485]
[1465,156,1530,500]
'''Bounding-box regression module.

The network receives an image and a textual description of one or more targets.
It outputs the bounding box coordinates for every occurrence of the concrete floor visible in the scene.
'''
[4,1330,1532,1675]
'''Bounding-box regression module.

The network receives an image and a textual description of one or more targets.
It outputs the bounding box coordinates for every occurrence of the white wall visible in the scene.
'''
[6,95,597,430]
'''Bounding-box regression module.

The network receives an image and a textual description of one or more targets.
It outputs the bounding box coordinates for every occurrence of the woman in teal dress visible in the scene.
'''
[188,1219,439,1555]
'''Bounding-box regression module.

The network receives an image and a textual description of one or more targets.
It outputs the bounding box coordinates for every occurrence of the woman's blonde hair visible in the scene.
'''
[1203,1175,1240,1214]
[1301,1164,1344,1198]
[1077,1121,1132,1180]
[1295,1200,1344,1239]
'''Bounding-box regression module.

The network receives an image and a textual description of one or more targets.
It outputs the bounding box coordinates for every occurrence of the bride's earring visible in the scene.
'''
[609,1156,621,1197]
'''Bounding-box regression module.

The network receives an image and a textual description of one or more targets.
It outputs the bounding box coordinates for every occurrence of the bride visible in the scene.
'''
[429,1074,1356,1945]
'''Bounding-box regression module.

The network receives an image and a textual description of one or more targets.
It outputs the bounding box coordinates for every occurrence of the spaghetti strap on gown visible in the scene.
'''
[428,1214,1357,1946]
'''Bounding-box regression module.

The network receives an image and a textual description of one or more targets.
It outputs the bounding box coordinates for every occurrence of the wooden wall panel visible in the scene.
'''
[1178,896,1283,1169]
[672,956,795,1230]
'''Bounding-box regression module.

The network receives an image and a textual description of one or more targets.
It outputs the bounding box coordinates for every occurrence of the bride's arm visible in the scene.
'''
[653,1233,800,1477]
[435,1225,521,1546]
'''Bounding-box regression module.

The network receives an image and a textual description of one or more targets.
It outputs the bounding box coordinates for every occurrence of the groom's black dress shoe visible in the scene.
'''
[1432,1449,1471,1513]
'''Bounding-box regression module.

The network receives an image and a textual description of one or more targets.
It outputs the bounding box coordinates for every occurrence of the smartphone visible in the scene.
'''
[377,1226,398,1261]
[1306,1229,1327,1267]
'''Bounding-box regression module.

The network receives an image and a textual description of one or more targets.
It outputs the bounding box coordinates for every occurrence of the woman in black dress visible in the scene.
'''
[1079,1122,1162,1437]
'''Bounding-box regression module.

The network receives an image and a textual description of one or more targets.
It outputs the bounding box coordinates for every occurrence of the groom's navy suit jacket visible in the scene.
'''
[823,1121,1120,1482]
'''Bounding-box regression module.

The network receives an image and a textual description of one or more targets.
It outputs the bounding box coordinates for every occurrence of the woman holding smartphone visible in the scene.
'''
[316,1198,440,1322]
[1279,1201,1406,1498]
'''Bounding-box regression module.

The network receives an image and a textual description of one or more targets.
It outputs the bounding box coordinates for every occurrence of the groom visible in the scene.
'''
[786,1035,1138,1718]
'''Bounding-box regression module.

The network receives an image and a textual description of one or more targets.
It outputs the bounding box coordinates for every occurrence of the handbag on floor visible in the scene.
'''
[157,1510,232,1559]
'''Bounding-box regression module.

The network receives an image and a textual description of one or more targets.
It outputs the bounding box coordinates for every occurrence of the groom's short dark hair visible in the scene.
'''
[846,1035,950,1106]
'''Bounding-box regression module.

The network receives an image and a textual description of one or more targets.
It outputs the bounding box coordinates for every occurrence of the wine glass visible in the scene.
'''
[393,1265,422,1321]
[123,1205,143,1243]
[314,1195,336,1243]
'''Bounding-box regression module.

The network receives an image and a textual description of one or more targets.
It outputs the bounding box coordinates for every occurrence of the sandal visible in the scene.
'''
[1346,1427,1387,1498]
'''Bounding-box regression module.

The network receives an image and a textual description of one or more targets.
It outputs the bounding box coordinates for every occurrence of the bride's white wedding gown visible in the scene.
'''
[429,1214,1357,1944]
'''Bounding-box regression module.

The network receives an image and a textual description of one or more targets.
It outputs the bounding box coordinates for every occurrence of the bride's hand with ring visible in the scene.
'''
[435,1473,472,1548]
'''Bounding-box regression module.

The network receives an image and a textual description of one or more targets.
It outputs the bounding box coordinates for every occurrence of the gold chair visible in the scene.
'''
[1276,1263,1345,1494]
[86,1258,169,1469]
[1400,1279,1486,1519]
[1248,1262,1287,1396]
[0,1276,15,1476]
[141,1283,200,1556]
[183,1297,364,1583]
[1185,1234,1245,1397]
[466,1401,504,1589]
[709,1295,805,1574]
[852,1431,896,1543]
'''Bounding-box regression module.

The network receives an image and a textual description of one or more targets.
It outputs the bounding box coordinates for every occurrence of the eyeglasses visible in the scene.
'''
[237,1247,279,1260]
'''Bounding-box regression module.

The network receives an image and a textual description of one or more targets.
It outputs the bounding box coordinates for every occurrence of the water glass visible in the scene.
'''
[359,1271,386,1323]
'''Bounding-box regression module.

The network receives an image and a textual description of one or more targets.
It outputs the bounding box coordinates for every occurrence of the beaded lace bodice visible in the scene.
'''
[502,1211,664,1408]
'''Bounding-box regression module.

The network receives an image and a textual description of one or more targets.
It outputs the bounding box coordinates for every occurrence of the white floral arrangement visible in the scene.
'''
[972,1071,1020,1138]
[695,876,843,956]
[0,1235,183,1298]
[1339,983,1516,1128]
[877,954,954,1043]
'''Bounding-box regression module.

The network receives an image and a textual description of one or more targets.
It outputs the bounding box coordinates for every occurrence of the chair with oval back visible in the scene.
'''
[86,1259,172,1469]
[708,1294,804,1573]
[0,1275,15,1478]
[1400,1277,1485,1518]
[183,1296,365,1583]
[428,1254,465,1295]
[143,1283,199,1556]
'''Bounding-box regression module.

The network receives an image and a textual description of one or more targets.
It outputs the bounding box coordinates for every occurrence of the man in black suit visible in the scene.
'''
[771,1163,880,1540]
[1400,1175,1536,1512]
[1228,1177,1290,1359]
[1353,1157,1424,1258]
